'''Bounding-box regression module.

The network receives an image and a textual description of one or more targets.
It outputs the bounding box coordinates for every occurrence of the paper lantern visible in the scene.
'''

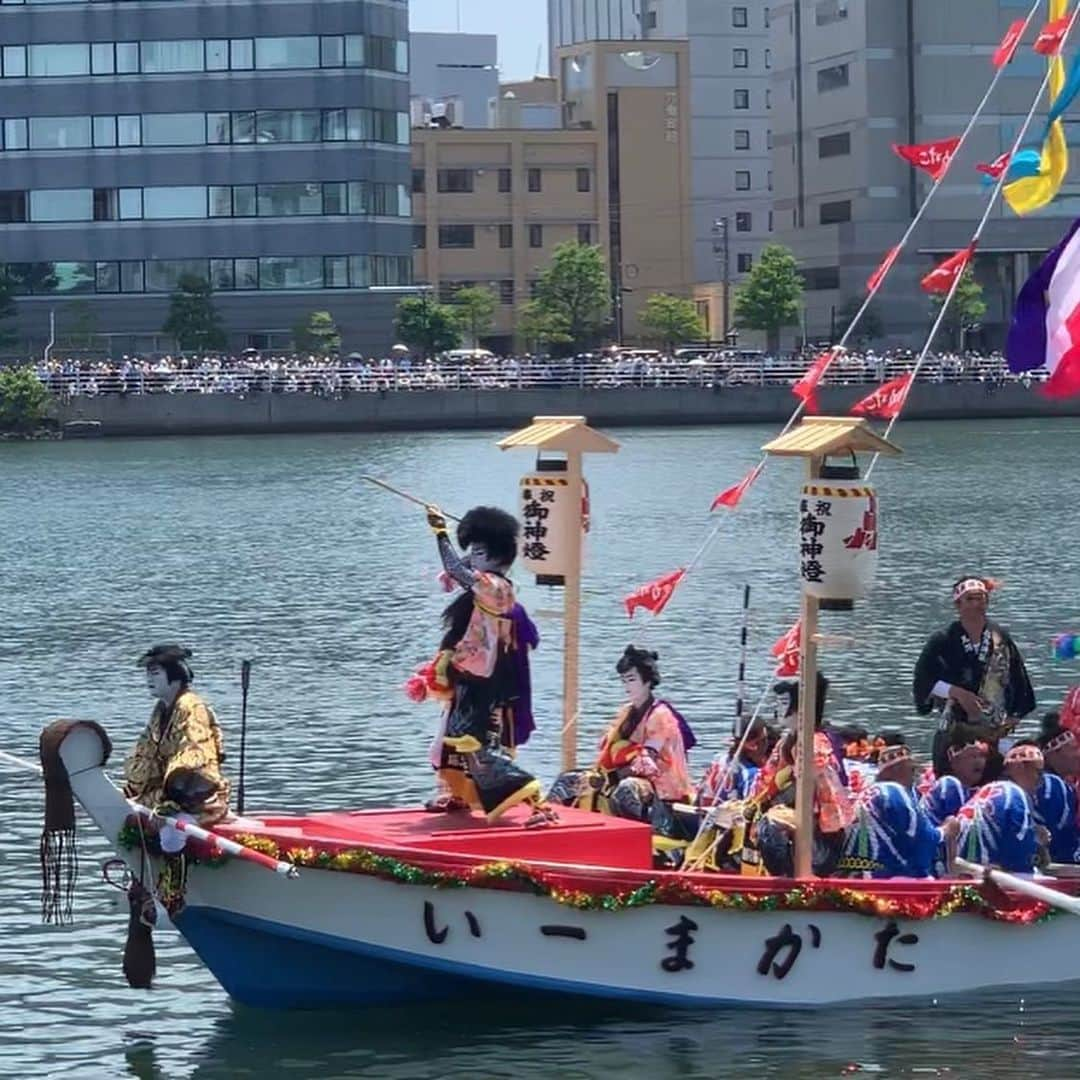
[520,473,576,581]
[798,483,878,601]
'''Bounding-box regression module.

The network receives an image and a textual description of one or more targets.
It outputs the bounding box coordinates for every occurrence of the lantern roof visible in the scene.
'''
[762,416,902,458]
[498,416,620,455]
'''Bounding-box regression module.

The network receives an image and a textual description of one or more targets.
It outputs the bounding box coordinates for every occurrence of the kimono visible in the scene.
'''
[1033,772,1079,864]
[957,780,1039,874]
[920,774,973,827]
[839,781,944,879]
[123,689,229,825]
[697,754,759,807]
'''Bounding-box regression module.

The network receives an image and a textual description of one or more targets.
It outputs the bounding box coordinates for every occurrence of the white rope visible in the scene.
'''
[0,748,42,774]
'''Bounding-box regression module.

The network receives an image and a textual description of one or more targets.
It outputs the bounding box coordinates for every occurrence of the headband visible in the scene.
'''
[953,578,992,602]
[1045,730,1076,755]
[1004,744,1044,767]
[877,744,912,769]
[947,741,989,762]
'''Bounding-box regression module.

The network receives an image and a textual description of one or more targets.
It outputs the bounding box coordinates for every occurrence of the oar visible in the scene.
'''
[361,475,462,522]
[955,856,1080,917]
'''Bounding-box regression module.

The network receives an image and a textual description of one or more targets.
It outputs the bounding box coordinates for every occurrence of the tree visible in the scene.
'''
[451,286,497,348]
[530,243,611,355]
[0,271,17,350]
[162,275,228,352]
[517,301,572,351]
[639,293,706,352]
[293,311,341,357]
[835,296,884,346]
[733,243,804,354]
[0,365,51,433]
[394,295,461,358]
[931,268,987,351]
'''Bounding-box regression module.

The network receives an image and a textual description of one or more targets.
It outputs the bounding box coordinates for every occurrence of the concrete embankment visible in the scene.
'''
[53,382,1080,437]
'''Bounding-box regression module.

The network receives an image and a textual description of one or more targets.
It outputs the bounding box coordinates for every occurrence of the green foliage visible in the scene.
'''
[0,271,17,349]
[931,268,987,349]
[733,244,804,353]
[162,275,228,352]
[451,286,497,348]
[517,301,572,350]
[293,311,342,357]
[638,293,706,352]
[0,365,51,433]
[395,296,462,357]
[529,243,611,354]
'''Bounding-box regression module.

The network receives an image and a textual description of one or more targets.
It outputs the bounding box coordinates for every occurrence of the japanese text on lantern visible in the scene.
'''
[521,486,554,564]
[799,497,828,585]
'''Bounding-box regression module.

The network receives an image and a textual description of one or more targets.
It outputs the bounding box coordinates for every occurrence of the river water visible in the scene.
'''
[2,420,1079,1079]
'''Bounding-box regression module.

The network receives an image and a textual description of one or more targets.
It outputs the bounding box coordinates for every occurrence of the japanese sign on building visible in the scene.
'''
[520,473,575,581]
[798,483,879,601]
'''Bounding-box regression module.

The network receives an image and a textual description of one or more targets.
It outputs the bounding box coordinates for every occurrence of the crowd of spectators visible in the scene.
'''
[32,347,1038,399]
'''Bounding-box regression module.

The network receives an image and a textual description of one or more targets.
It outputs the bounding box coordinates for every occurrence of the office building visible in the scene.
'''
[0,1,412,354]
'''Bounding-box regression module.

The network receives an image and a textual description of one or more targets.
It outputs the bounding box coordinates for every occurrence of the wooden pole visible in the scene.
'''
[562,450,584,772]
[794,454,822,880]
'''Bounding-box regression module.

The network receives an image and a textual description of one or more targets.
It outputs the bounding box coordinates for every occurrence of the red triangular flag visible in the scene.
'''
[771,620,801,678]
[792,350,836,414]
[892,137,961,182]
[976,152,1012,180]
[993,18,1026,68]
[867,245,901,294]
[710,463,763,511]
[1034,15,1069,56]
[624,568,686,618]
[850,372,915,420]
[921,245,975,294]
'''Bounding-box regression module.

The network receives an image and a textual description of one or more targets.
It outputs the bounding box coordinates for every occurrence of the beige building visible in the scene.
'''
[411,40,694,351]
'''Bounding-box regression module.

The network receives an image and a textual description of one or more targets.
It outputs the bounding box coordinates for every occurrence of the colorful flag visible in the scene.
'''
[993,18,1026,68]
[920,245,975,294]
[850,373,916,420]
[792,350,835,414]
[772,620,801,678]
[1034,14,1069,56]
[1007,217,1080,397]
[976,152,1012,180]
[711,463,763,511]
[624,568,686,618]
[866,245,901,294]
[891,137,961,182]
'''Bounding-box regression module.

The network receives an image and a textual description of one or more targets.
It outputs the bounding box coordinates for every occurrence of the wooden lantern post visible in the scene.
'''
[762,417,901,879]
[498,416,620,771]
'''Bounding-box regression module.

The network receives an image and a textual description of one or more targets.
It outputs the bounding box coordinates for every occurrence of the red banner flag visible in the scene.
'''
[624,568,686,619]
[993,18,1026,67]
[891,137,961,182]
[866,245,902,294]
[710,463,762,511]
[920,245,975,294]
[1034,15,1069,56]
[850,372,915,420]
[771,620,801,678]
[792,350,836,414]
[1041,308,1080,399]
[976,152,1012,180]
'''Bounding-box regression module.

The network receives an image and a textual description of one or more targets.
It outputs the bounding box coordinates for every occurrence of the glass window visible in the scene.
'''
[120,261,144,293]
[232,112,255,144]
[347,181,369,215]
[93,116,117,147]
[323,182,347,215]
[255,36,318,70]
[320,36,344,67]
[325,255,348,288]
[257,110,320,144]
[93,188,119,221]
[3,46,27,78]
[733,6,748,27]
[576,168,591,192]
[395,40,408,74]
[733,48,749,68]
[206,40,229,71]
[577,223,592,245]
[735,212,752,232]
[529,224,543,248]
[737,253,753,273]
[397,185,411,218]
[209,186,232,217]
[53,262,96,294]
[4,118,27,149]
[230,39,254,70]
[143,186,206,219]
[29,44,90,77]
[259,256,322,290]
[816,0,848,26]
[232,186,256,216]
[499,224,512,248]
[234,258,258,289]
[143,113,205,146]
[819,199,851,224]
[437,169,473,193]
[734,89,749,109]
[344,35,364,67]
[207,113,230,144]
[397,112,410,145]
[412,224,426,249]
[349,255,370,287]
[90,43,114,75]
[735,170,751,190]
[735,129,750,150]
[323,109,346,141]
[347,108,372,141]
[30,188,93,222]
[141,40,204,74]
[29,116,91,149]
[116,43,139,74]
[119,188,143,219]
[818,132,851,158]
[817,63,849,92]
[527,168,542,192]
[210,259,234,290]
[499,280,514,305]
[0,191,27,223]
[146,260,208,293]
[412,168,426,194]
[496,168,512,193]
[257,182,322,216]
[118,115,141,146]
[95,261,119,293]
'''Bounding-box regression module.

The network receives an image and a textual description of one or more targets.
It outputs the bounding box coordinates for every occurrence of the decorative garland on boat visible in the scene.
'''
[230,835,1057,924]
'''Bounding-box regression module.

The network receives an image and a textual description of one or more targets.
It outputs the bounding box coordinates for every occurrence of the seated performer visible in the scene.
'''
[1035,714,1080,863]
[124,644,230,825]
[920,739,989,827]
[957,742,1050,874]
[913,576,1035,777]
[548,645,695,832]
[696,715,774,807]
[421,504,551,824]
[838,738,959,879]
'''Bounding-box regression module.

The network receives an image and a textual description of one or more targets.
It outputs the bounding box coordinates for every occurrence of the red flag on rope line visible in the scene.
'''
[993,18,1027,68]
[792,350,836,414]
[867,245,902,294]
[976,152,1012,180]
[710,463,762,511]
[624,568,686,618]
[1034,15,1069,56]
[921,245,976,294]
[891,137,961,182]
[772,620,801,678]
[850,372,916,420]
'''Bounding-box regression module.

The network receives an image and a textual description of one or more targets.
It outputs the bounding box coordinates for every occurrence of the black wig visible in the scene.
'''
[616,645,661,688]
[457,506,520,568]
